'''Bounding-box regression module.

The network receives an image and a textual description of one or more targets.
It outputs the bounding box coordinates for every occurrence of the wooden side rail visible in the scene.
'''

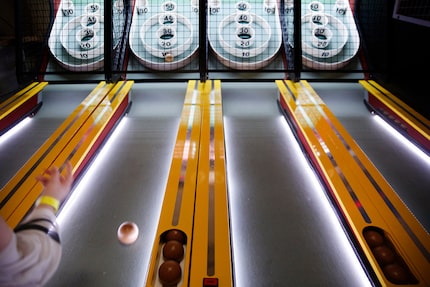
[0,80,133,228]
[0,81,48,135]
[145,80,233,287]
[277,80,430,287]
[359,80,430,154]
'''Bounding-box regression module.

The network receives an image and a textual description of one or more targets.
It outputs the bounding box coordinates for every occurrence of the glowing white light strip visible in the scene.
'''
[373,115,430,166]
[278,116,372,285]
[225,115,372,286]
[0,117,32,145]
[57,117,129,226]
[277,116,372,285]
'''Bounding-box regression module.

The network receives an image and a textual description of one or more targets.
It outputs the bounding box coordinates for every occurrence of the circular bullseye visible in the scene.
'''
[218,13,272,58]
[157,26,177,48]
[235,26,255,48]
[117,221,139,245]
[311,27,333,49]
[309,13,328,31]
[76,27,98,50]
[301,13,348,58]
[159,260,182,286]
[163,240,184,262]
[59,15,105,60]
[140,13,194,59]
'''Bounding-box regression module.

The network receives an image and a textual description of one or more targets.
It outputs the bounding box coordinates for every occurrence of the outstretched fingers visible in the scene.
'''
[35,167,58,186]
[61,161,74,187]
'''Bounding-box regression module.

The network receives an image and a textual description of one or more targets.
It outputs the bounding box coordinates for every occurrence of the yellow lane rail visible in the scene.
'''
[145,80,233,287]
[190,80,232,287]
[0,81,133,228]
[360,80,430,154]
[277,80,430,287]
[0,81,47,134]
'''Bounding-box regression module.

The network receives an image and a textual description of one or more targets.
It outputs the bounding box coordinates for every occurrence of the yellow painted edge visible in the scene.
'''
[190,85,211,285]
[0,82,113,210]
[213,79,222,105]
[323,103,430,251]
[285,79,297,96]
[0,81,110,195]
[299,80,326,106]
[5,152,80,228]
[276,79,297,111]
[0,82,47,120]
[184,80,198,105]
[3,120,93,226]
[296,108,390,285]
[3,81,133,227]
[0,82,112,202]
[315,105,430,285]
[190,81,233,286]
[360,80,430,140]
[62,80,133,174]
[212,105,232,285]
[321,89,430,245]
[0,82,39,110]
[279,82,430,286]
[146,81,202,287]
[368,80,430,127]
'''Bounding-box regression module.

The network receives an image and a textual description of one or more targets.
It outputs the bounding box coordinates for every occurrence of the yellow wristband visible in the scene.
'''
[39,196,60,213]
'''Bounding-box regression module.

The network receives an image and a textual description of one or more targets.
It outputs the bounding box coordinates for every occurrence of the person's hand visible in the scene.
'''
[36,161,74,203]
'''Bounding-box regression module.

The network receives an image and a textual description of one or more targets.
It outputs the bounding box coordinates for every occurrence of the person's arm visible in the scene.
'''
[13,161,74,243]
[0,218,13,252]
[0,161,73,287]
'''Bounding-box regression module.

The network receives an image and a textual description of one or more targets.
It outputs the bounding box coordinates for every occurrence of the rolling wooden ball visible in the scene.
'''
[163,240,184,262]
[383,263,408,284]
[165,229,186,244]
[165,53,174,62]
[159,260,182,286]
[372,245,396,266]
[117,221,139,245]
[364,230,384,248]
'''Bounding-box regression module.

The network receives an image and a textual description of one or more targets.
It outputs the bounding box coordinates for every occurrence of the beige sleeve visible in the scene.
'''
[0,208,62,287]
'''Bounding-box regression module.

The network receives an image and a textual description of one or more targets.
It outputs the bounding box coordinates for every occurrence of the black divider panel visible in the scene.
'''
[15,0,53,83]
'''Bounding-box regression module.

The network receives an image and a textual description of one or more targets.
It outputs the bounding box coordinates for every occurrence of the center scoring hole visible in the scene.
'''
[235,26,255,48]
[157,26,177,48]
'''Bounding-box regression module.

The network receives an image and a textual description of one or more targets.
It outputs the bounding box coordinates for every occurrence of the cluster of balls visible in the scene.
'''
[363,228,415,284]
[158,229,187,287]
